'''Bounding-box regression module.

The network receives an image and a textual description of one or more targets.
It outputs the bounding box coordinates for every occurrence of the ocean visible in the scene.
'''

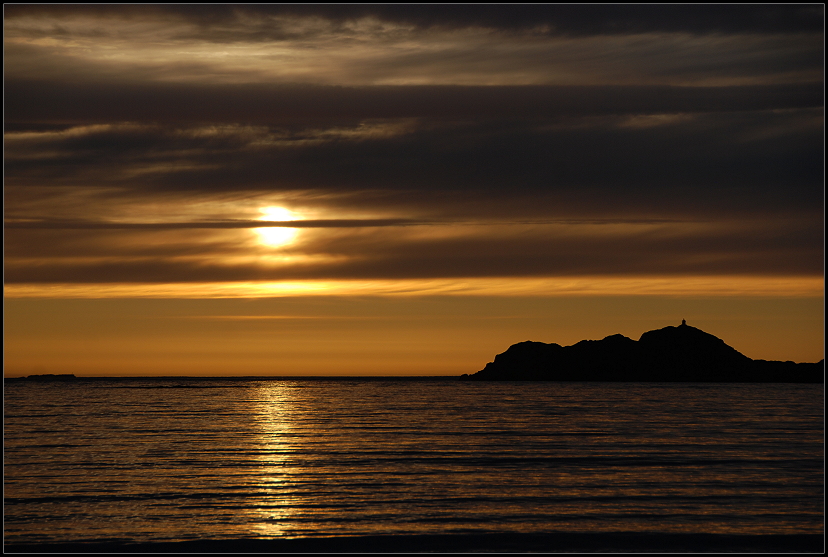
[4,378,824,552]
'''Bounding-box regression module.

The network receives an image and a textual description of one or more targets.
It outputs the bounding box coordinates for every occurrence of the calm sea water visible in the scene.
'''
[4,379,824,547]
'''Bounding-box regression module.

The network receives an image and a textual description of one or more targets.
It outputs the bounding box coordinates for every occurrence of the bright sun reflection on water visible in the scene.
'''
[249,383,299,537]
[255,206,298,247]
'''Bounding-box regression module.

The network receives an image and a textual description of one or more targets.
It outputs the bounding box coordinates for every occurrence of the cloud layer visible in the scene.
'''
[4,5,823,290]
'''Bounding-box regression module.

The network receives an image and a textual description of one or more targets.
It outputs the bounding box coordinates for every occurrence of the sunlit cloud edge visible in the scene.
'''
[4,276,823,299]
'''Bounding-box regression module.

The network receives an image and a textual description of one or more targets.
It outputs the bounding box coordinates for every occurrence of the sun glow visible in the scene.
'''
[255,206,298,247]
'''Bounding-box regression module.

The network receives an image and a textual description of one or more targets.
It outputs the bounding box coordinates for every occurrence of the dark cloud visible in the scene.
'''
[4,218,431,230]
[6,108,823,220]
[3,228,241,259]
[4,5,823,288]
[5,218,822,283]
[6,81,822,128]
[5,189,823,283]
[6,22,821,91]
[5,5,823,36]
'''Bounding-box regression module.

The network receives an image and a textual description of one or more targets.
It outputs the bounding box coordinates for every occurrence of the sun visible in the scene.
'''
[255,206,298,247]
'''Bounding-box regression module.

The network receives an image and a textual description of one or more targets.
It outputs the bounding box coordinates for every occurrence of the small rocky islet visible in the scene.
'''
[462,321,823,382]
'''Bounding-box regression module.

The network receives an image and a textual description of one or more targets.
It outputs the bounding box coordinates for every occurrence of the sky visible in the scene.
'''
[4,5,824,376]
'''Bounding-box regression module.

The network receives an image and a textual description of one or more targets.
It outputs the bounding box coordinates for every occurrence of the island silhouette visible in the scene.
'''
[462,321,824,382]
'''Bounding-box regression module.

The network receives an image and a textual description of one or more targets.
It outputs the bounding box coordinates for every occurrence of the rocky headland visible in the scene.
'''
[462,321,823,382]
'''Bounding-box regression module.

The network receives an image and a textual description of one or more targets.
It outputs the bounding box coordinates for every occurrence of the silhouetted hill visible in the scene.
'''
[463,322,823,382]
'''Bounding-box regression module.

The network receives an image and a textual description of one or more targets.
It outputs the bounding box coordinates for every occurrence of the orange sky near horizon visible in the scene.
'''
[4,293,823,377]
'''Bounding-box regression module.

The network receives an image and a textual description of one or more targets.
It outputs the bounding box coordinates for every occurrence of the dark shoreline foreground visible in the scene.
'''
[4,533,824,553]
